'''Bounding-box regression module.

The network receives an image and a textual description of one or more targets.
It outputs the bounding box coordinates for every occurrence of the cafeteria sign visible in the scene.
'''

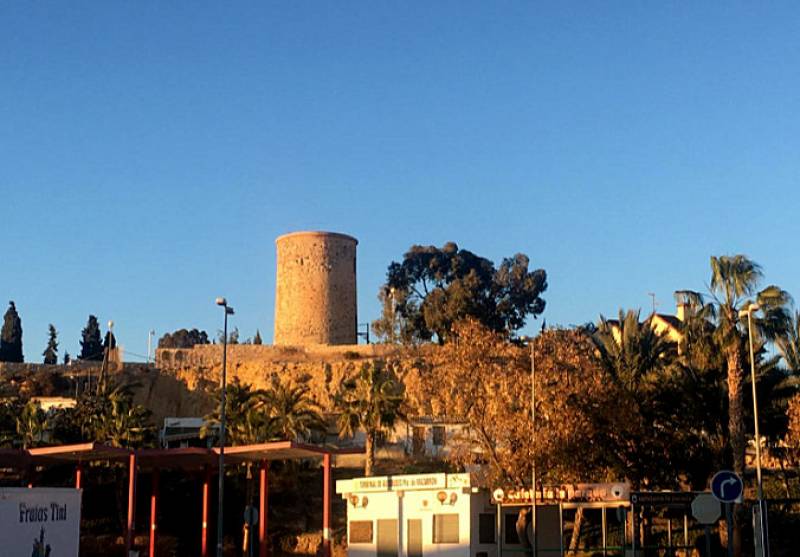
[492,483,630,504]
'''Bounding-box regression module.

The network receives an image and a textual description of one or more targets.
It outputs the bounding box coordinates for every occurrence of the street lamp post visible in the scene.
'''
[739,302,769,556]
[520,335,537,557]
[98,320,114,394]
[216,297,234,557]
[147,329,155,364]
[530,337,537,557]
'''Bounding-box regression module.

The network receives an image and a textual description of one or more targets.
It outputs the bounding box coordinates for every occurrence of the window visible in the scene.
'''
[433,514,459,543]
[412,427,426,455]
[349,521,373,543]
[432,426,446,447]
[504,514,520,544]
[478,513,495,544]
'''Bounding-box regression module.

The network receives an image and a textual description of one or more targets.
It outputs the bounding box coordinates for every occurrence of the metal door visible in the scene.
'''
[377,519,399,557]
[407,519,423,557]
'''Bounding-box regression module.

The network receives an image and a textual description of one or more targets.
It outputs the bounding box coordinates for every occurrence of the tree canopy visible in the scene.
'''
[0,301,23,363]
[372,242,547,344]
[201,377,324,445]
[158,328,210,349]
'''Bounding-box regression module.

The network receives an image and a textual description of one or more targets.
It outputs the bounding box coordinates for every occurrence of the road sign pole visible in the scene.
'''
[725,503,733,557]
[704,526,712,557]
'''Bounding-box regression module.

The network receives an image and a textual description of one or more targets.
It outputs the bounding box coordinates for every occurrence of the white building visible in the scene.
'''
[337,474,634,557]
[336,473,502,557]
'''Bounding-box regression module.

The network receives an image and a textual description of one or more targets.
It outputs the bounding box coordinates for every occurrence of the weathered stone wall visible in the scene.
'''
[155,343,426,413]
[273,231,358,346]
[0,361,212,428]
[1,342,435,428]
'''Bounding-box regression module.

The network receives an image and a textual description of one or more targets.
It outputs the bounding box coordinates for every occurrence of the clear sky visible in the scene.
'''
[2,2,799,362]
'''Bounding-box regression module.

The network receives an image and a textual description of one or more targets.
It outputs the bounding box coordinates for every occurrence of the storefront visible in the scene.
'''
[337,475,633,557]
[337,473,520,557]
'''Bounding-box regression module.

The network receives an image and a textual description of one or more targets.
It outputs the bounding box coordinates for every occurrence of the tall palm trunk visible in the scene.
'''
[365,431,375,477]
[726,344,746,477]
[726,342,745,557]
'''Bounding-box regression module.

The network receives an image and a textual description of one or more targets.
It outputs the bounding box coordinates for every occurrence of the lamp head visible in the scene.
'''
[108,320,114,329]
[738,303,761,318]
[216,297,227,307]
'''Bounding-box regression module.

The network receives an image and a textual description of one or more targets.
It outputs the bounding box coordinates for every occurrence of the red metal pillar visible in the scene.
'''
[259,460,268,557]
[149,469,159,557]
[126,453,137,556]
[202,466,210,557]
[75,464,82,490]
[322,454,332,557]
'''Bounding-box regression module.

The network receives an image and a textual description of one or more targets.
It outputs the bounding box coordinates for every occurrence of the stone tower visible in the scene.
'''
[273,231,358,345]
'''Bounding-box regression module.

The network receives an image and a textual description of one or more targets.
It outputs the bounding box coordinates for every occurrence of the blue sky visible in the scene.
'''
[2,2,799,361]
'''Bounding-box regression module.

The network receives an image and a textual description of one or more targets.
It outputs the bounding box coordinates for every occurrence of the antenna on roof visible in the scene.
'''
[647,292,658,315]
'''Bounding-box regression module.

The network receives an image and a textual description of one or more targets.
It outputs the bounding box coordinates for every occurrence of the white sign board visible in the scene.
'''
[337,473,472,494]
[0,488,81,557]
[691,493,721,524]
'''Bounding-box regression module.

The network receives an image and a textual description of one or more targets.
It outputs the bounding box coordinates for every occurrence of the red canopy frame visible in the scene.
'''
[2,441,363,557]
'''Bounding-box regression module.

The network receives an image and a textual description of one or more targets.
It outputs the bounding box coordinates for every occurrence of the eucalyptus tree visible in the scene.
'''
[335,361,405,476]
[373,243,547,344]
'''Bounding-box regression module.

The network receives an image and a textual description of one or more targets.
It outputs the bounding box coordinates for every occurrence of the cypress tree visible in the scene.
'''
[80,315,104,361]
[0,301,23,362]
[253,329,263,345]
[43,324,58,364]
[103,330,117,350]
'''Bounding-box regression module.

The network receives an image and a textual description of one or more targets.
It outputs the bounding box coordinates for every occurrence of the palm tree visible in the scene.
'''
[777,310,800,375]
[202,377,326,445]
[74,381,153,448]
[17,400,48,449]
[593,309,677,389]
[591,310,682,486]
[673,299,730,486]
[708,256,791,477]
[268,377,325,442]
[334,361,405,476]
[0,398,23,447]
[201,379,277,445]
[707,255,791,557]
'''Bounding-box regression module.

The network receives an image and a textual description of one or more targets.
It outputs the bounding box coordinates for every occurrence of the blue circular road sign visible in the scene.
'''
[711,470,743,503]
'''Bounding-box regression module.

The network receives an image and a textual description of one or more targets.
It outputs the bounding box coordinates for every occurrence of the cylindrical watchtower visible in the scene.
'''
[273,231,358,345]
